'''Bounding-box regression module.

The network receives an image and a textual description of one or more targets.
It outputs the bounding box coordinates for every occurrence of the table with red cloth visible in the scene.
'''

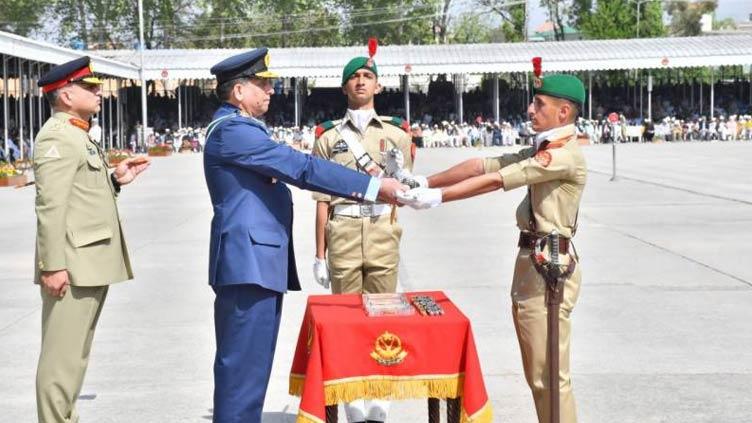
[289,291,492,423]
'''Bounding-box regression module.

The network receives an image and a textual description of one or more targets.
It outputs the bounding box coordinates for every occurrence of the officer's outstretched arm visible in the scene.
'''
[215,121,372,202]
[441,172,503,203]
[424,158,485,188]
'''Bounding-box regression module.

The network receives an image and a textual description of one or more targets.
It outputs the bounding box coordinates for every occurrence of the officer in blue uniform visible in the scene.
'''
[203,48,406,423]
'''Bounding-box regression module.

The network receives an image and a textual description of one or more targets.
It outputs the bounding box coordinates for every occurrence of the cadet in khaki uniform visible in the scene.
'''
[311,55,414,296]
[399,71,586,423]
[33,56,150,423]
[311,53,414,423]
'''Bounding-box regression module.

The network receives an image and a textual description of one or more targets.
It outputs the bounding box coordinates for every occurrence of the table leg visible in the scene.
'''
[326,404,338,423]
[428,398,441,423]
[446,397,461,423]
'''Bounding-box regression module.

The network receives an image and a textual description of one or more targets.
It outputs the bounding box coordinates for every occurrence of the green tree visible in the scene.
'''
[666,0,717,36]
[581,0,664,40]
[251,0,344,47]
[713,17,736,31]
[44,0,196,50]
[177,0,344,48]
[540,0,569,40]
[49,0,129,49]
[187,0,256,48]
[0,0,47,37]
[449,13,494,44]
[343,0,441,45]
[568,0,592,30]
[475,0,526,42]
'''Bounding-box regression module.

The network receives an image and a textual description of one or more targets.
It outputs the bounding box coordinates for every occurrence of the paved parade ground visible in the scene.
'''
[2,142,751,423]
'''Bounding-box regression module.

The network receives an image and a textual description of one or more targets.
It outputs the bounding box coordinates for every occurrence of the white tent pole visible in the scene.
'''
[403,74,410,124]
[184,79,191,126]
[28,61,34,156]
[588,72,593,120]
[108,93,113,150]
[138,0,148,150]
[3,55,9,160]
[37,63,42,128]
[18,57,24,160]
[117,80,122,149]
[293,78,299,128]
[647,73,653,123]
[493,74,500,123]
[457,75,464,123]
[710,67,714,119]
[639,70,643,120]
[177,80,182,130]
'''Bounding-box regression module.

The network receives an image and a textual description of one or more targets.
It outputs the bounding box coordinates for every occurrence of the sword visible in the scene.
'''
[547,229,561,423]
[550,230,559,267]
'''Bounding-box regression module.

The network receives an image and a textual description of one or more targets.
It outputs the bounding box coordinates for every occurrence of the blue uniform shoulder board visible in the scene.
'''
[315,120,336,139]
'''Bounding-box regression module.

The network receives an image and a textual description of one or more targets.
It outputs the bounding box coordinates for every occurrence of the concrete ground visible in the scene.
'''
[1,141,751,423]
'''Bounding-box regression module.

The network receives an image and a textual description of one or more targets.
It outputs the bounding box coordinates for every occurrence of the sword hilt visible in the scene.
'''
[550,230,560,267]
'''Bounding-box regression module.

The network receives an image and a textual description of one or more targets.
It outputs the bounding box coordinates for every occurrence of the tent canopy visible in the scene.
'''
[99,34,752,81]
[0,30,139,79]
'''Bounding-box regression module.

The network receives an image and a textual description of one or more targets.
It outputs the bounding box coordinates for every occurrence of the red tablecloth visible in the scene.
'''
[289,291,492,423]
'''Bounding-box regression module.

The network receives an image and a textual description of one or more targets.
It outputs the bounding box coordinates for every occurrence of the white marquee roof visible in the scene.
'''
[0,30,139,79]
[99,34,752,81]
[2,30,751,83]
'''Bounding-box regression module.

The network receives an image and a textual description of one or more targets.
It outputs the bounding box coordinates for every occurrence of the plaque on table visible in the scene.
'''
[362,293,415,317]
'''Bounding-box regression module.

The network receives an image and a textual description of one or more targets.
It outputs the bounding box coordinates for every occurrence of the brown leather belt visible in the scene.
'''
[518,232,570,254]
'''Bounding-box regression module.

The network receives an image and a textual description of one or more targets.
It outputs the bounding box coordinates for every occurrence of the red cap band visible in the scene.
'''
[42,65,93,93]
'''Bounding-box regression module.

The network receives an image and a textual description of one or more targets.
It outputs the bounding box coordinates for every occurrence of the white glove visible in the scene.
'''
[313,257,330,289]
[412,175,428,188]
[397,187,443,210]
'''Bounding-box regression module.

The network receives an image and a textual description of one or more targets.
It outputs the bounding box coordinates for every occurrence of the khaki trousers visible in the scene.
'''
[511,249,581,423]
[36,285,109,423]
[326,213,402,294]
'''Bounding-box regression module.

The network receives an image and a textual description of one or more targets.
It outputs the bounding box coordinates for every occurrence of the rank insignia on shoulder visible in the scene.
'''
[382,116,410,133]
[315,120,336,139]
[332,140,349,154]
[68,118,90,131]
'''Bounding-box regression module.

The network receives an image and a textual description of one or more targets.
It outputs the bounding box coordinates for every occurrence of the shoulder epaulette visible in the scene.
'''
[380,116,410,133]
[314,120,337,139]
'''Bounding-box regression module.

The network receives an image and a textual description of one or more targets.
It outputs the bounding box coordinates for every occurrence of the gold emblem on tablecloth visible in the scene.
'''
[370,331,407,366]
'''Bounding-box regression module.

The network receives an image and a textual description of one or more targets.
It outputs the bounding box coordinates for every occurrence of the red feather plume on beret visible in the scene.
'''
[532,57,542,78]
[368,37,378,58]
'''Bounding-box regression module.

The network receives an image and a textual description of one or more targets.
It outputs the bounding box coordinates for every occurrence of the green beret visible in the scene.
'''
[534,74,585,107]
[341,57,378,86]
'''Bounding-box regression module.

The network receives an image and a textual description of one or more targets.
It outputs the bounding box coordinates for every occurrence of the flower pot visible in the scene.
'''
[0,174,27,187]
[148,150,172,157]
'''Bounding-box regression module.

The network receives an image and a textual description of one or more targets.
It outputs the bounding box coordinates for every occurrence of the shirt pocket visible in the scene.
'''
[85,153,105,187]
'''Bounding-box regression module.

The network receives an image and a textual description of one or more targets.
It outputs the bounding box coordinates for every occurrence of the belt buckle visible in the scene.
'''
[360,204,374,217]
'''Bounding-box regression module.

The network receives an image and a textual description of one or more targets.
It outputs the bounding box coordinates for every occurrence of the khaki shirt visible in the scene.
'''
[312,115,413,206]
[483,124,586,238]
[33,112,133,286]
